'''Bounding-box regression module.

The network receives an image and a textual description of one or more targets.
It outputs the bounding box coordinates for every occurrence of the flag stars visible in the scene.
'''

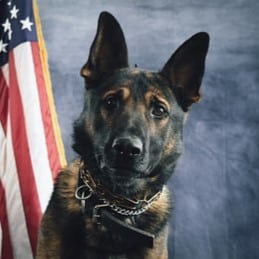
[2,18,12,40]
[20,17,34,31]
[0,39,8,53]
[2,18,11,32]
[10,5,19,19]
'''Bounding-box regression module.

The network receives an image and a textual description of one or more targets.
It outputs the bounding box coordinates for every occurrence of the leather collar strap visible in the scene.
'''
[100,209,154,248]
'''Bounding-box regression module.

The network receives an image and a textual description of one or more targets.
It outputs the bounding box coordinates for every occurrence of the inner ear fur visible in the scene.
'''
[81,12,129,88]
[161,32,209,112]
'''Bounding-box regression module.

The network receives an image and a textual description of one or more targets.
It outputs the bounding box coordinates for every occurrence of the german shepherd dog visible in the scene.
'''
[36,12,209,259]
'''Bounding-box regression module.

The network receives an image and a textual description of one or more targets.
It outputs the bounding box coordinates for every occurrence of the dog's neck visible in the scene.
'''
[75,162,162,218]
[74,161,163,249]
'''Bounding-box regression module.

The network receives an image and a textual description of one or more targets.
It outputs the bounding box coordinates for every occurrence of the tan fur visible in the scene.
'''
[164,137,177,157]
[36,213,62,259]
[102,87,131,101]
[36,160,171,259]
[144,89,170,112]
[143,225,169,259]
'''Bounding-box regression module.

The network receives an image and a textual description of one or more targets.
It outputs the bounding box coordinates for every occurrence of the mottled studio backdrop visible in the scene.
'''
[37,1,259,258]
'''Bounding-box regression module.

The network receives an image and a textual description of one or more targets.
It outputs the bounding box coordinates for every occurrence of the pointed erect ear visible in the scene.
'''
[161,32,209,111]
[81,12,128,88]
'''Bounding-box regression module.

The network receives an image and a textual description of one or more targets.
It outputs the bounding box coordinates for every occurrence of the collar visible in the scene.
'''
[74,162,162,248]
[76,165,161,216]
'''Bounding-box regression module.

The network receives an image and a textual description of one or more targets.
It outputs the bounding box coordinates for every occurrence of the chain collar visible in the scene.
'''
[75,163,162,219]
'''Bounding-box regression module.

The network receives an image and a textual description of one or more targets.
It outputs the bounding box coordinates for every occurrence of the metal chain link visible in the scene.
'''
[109,202,152,216]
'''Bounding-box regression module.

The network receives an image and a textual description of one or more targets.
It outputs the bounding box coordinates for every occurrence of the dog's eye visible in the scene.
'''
[103,95,119,111]
[151,103,168,119]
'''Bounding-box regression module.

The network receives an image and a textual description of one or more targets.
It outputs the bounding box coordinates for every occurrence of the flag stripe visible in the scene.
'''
[13,43,54,212]
[0,93,33,259]
[9,50,41,255]
[33,0,67,170]
[31,42,63,178]
[2,118,33,259]
[0,179,14,259]
[0,70,8,134]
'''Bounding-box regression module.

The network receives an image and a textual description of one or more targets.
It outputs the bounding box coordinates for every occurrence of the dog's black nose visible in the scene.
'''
[112,137,143,157]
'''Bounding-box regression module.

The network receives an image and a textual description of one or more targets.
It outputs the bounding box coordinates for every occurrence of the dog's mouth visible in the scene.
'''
[102,166,148,181]
[98,152,150,174]
[105,165,148,177]
[98,165,153,194]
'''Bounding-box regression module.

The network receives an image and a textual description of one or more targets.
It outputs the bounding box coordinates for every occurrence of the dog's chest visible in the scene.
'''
[67,212,155,258]
[82,215,139,251]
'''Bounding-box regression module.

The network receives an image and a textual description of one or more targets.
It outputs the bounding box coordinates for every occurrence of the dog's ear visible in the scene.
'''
[161,32,209,111]
[81,12,128,88]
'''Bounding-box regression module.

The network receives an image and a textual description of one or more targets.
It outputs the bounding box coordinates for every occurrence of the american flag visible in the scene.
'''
[0,0,66,258]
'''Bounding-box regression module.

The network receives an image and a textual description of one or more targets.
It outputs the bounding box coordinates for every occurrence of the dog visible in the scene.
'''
[36,11,209,259]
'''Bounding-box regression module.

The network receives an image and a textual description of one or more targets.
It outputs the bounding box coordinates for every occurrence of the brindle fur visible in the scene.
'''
[36,11,209,259]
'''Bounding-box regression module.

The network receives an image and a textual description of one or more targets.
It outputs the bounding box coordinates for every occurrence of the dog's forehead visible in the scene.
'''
[101,68,174,101]
[113,68,164,87]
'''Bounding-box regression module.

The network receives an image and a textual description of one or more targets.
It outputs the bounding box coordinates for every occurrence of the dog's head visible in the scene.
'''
[73,12,209,196]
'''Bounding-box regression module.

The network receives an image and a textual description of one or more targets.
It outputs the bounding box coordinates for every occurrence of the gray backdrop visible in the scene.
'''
[38,1,259,258]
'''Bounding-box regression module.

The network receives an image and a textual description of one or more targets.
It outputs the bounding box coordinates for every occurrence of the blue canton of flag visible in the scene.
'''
[0,0,37,66]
